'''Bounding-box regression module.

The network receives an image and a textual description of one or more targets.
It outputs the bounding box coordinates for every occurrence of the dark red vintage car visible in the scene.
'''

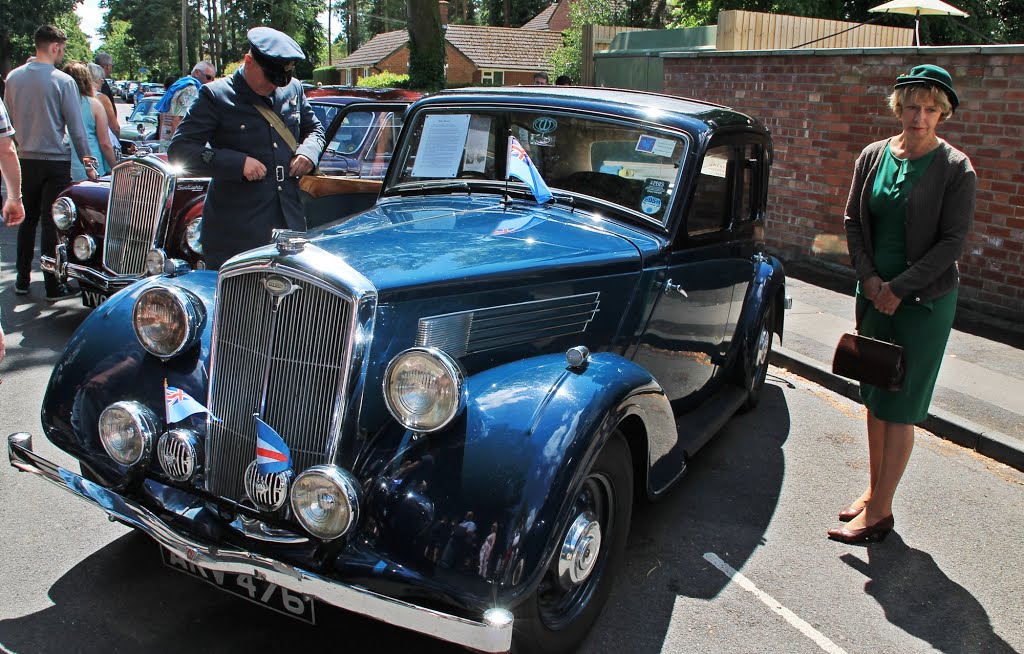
[43,100,414,308]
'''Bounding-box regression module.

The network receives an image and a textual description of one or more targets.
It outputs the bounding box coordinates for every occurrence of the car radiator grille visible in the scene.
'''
[206,270,353,503]
[103,160,171,275]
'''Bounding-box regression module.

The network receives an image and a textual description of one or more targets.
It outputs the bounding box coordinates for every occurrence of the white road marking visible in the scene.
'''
[704,552,848,654]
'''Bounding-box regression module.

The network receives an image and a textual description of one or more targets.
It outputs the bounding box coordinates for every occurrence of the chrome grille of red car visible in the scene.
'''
[205,269,353,504]
[103,158,174,276]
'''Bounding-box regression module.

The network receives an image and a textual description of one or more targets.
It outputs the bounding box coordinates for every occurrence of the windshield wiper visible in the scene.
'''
[390,181,473,196]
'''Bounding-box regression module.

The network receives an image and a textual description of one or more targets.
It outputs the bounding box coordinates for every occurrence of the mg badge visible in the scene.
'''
[263,274,293,297]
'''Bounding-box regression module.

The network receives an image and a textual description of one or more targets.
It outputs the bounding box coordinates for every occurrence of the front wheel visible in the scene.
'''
[513,432,633,654]
[739,302,776,412]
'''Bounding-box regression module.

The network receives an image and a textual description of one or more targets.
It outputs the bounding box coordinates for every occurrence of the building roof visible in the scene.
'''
[335,31,409,68]
[336,25,564,73]
[522,3,559,30]
[446,25,563,71]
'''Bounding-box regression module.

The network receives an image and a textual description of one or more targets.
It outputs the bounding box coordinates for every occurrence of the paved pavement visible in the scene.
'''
[774,272,1024,472]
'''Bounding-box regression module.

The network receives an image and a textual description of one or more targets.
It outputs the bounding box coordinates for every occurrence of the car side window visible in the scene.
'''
[735,142,766,225]
[686,144,733,238]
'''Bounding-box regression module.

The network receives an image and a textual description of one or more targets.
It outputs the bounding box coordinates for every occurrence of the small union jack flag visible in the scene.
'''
[506,135,552,204]
[164,379,216,424]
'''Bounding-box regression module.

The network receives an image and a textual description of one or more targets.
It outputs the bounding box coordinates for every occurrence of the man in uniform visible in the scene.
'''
[167,27,324,269]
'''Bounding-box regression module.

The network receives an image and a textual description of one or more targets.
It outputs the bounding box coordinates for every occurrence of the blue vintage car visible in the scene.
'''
[9,86,785,653]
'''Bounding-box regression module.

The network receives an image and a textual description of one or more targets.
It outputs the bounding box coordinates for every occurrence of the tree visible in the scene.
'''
[98,19,140,80]
[548,0,630,83]
[0,0,78,75]
[54,12,93,63]
[407,0,445,91]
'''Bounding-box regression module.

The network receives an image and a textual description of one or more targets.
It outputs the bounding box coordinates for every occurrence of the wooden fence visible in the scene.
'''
[582,24,648,85]
[716,10,914,50]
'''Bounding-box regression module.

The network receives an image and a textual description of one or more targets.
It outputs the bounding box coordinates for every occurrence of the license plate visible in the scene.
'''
[81,289,108,307]
[160,547,316,624]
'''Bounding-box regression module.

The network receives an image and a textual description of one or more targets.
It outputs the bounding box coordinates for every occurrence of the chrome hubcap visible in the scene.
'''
[557,511,602,589]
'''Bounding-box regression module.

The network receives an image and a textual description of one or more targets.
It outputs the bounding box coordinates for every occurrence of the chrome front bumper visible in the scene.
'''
[41,244,139,294]
[7,433,514,652]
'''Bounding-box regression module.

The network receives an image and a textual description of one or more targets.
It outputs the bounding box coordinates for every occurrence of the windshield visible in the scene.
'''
[391,108,687,223]
[328,110,375,155]
[128,99,160,122]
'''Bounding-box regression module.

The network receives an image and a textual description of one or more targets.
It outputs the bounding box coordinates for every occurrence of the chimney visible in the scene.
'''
[439,0,449,26]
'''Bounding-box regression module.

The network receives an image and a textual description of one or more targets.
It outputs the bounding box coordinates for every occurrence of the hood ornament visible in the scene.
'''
[273,229,308,254]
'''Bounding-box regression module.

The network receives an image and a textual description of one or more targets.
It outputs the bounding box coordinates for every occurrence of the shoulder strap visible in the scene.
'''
[251,102,298,153]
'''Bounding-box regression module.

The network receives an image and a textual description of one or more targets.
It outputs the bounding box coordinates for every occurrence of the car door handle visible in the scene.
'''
[664,279,688,298]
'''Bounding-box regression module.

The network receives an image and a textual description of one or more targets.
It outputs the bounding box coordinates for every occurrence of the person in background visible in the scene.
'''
[88,62,119,141]
[532,72,549,85]
[93,52,116,108]
[64,62,115,181]
[1,96,22,364]
[3,24,96,301]
[829,64,976,545]
[555,75,572,86]
[156,61,216,150]
[168,27,324,269]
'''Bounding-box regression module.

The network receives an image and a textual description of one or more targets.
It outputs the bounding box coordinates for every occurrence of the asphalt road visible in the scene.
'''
[1,227,1022,652]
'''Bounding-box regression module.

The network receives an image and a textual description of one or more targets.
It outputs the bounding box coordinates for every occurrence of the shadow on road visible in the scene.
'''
[840,533,1017,654]
[584,382,791,653]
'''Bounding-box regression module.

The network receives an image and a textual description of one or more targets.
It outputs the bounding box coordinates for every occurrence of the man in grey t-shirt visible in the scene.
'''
[4,24,96,301]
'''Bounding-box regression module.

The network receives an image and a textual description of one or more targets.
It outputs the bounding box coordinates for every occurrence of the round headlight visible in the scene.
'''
[52,197,76,230]
[145,249,167,276]
[98,401,157,466]
[184,218,203,254]
[72,235,96,261]
[383,347,464,432]
[290,465,360,540]
[132,286,205,358]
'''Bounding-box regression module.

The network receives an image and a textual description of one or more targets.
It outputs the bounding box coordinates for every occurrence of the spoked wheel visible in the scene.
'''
[739,302,775,412]
[513,432,633,654]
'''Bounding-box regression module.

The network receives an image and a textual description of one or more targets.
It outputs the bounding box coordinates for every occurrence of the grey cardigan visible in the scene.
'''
[844,138,976,303]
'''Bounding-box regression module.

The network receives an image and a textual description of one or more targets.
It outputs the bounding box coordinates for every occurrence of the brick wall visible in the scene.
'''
[662,47,1024,320]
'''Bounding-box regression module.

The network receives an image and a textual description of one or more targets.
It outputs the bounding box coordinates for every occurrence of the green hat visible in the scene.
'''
[894,64,959,112]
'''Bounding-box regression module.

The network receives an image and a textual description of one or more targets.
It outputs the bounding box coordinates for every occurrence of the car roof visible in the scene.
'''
[419,85,762,134]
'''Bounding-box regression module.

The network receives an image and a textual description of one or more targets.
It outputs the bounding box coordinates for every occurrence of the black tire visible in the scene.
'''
[513,432,633,654]
[739,302,776,412]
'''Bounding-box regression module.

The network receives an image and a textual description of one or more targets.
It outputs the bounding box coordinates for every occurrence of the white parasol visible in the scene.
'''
[869,0,969,45]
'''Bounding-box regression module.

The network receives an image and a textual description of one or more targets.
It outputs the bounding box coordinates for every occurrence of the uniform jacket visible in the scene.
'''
[844,138,976,304]
[167,67,325,268]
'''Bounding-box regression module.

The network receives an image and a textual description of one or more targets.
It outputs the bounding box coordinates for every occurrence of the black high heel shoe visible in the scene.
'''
[827,515,894,544]
[838,505,864,522]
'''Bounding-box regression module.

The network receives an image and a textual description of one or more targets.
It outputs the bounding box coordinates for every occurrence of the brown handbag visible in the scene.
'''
[832,332,906,391]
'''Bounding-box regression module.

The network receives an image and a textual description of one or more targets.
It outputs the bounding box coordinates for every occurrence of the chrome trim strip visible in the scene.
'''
[7,434,512,653]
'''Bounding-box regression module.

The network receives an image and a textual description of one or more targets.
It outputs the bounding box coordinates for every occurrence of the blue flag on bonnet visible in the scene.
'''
[506,135,552,204]
[255,415,292,474]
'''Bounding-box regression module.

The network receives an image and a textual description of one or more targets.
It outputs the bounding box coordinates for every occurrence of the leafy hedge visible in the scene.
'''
[312,67,343,85]
[357,71,410,88]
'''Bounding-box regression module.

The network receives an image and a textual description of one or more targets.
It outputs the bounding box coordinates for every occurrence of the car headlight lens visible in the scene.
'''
[52,197,76,230]
[98,401,157,466]
[184,218,203,254]
[290,465,360,540]
[132,286,205,358]
[383,347,464,432]
[72,235,96,261]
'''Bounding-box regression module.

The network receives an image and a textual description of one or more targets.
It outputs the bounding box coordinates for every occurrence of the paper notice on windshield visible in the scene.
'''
[463,115,492,173]
[411,114,472,178]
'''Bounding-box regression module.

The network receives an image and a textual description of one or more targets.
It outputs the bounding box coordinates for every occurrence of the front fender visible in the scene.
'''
[42,271,217,480]
[457,351,672,603]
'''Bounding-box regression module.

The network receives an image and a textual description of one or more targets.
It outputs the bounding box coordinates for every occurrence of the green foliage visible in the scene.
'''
[0,0,78,74]
[54,12,92,63]
[313,66,343,85]
[357,70,409,87]
[549,0,633,82]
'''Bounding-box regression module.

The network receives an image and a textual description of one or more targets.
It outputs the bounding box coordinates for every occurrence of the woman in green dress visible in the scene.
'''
[830,64,976,544]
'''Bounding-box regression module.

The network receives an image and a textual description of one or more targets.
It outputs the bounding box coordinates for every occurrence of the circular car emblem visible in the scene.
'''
[244,460,293,511]
[262,275,293,297]
[532,117,558,134]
